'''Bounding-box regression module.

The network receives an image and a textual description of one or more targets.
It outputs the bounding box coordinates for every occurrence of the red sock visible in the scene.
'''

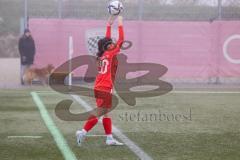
[103,117,112,135]
[83,116,98,132]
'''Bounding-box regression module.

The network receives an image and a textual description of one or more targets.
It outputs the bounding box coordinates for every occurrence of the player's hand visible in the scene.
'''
[107,15,117,26]
[118,16,123,26]
[22,56,27,62]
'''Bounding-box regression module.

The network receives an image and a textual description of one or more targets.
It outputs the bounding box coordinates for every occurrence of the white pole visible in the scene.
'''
[58,0,63,19]
[138,0,143,21]
[24,0,28,28]
[218,0,222,20]
[68,36,73,89]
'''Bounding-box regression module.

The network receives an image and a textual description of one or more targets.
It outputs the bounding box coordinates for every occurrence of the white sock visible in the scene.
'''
[81,129,87,135]
[107,134,113,139]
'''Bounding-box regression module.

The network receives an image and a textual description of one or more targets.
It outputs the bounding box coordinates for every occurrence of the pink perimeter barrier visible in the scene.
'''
[29,19,240,82]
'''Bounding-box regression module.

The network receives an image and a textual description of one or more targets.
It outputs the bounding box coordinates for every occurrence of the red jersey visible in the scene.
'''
[94,25,124,89]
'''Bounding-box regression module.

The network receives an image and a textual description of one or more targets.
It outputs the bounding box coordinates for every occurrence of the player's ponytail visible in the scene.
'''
[97,39,105,58]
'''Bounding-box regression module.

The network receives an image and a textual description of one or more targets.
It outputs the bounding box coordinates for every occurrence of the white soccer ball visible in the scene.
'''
[107,0,124,16]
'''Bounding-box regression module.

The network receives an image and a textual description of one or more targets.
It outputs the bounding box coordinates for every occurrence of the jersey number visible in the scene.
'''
[99,59,109,74]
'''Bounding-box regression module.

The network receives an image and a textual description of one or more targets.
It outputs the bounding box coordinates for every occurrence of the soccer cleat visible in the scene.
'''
[106,137,124,146]
[76,130,86,146]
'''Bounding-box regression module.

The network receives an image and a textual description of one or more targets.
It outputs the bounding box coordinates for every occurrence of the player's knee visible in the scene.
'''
[103,112,111,118]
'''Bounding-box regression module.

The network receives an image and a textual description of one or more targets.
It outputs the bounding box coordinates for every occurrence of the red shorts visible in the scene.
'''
[94,87,112,108]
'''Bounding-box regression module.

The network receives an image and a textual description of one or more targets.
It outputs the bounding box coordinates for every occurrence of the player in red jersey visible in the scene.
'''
[76,15,124,146]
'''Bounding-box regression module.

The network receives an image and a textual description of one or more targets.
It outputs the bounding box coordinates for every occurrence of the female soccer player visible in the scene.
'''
[76,15,124,146]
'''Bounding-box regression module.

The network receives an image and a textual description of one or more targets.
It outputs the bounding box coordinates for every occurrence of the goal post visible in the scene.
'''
[68,36,73,88]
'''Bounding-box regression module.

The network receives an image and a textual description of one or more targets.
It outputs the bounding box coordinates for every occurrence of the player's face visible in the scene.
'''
[25,32,31,37]
[108,43,115,50]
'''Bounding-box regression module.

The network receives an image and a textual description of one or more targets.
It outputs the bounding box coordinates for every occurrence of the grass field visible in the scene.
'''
[1,86,240,160]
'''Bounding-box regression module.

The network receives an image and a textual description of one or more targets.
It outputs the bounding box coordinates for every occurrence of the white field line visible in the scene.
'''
[36,90,240,96]
[7,136,42,139]
[36,91,58,95]
[71,95,153,160]
[171,91,240,94]
[31,92,77,160]
[86,135,106,137]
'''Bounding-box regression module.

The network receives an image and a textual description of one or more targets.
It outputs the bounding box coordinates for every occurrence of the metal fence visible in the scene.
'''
[23,0,240,27]
[1,0,240,33]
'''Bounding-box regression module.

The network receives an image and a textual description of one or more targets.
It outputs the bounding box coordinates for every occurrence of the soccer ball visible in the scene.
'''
[107,0,124,16]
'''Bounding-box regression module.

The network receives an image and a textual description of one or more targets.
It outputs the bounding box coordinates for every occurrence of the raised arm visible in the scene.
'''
[116,16,124,48]
[106,15,116,38]
[106,24,111,38]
